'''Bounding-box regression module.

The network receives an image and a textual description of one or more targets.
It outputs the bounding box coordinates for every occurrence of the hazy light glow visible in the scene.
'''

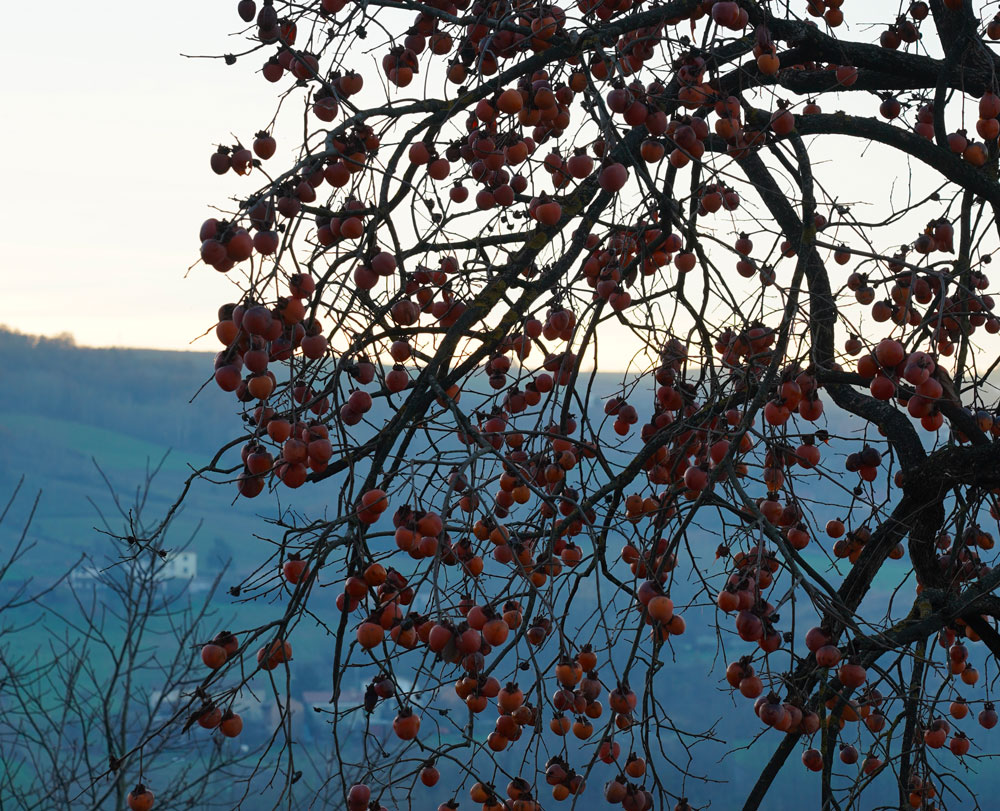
[1,2,284,352]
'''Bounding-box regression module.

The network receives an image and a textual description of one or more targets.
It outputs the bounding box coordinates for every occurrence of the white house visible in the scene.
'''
[69,551,198,587]
[158,551,197,580]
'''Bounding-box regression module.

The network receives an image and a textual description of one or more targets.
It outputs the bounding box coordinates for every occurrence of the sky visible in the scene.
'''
[1,2,277,352]
[0,0,979,372]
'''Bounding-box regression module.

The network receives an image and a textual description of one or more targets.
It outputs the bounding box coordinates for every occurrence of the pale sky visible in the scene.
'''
[2,0,982,373]
[1,2,280,351]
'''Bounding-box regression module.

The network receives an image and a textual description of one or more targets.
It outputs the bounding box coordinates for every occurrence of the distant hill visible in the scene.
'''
[0,324,876,579]
[0,327,264,577]
[2,326,996,809]
[0,327,232,453]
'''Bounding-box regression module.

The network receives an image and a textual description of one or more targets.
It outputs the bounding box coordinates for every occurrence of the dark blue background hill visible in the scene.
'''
[0,325,992,810]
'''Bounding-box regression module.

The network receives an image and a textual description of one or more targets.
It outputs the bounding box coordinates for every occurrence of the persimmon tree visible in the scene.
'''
[164,0,1000,807]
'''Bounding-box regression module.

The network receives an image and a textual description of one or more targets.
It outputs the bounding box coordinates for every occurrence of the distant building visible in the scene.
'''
[302,690,336,712]
[150,687,265,725]
[158,551,197,580]
[69,551,197,587]
[135,550,198,582]
[268,697,304,728]
[68,565,104,587]
[149,688,184,723]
